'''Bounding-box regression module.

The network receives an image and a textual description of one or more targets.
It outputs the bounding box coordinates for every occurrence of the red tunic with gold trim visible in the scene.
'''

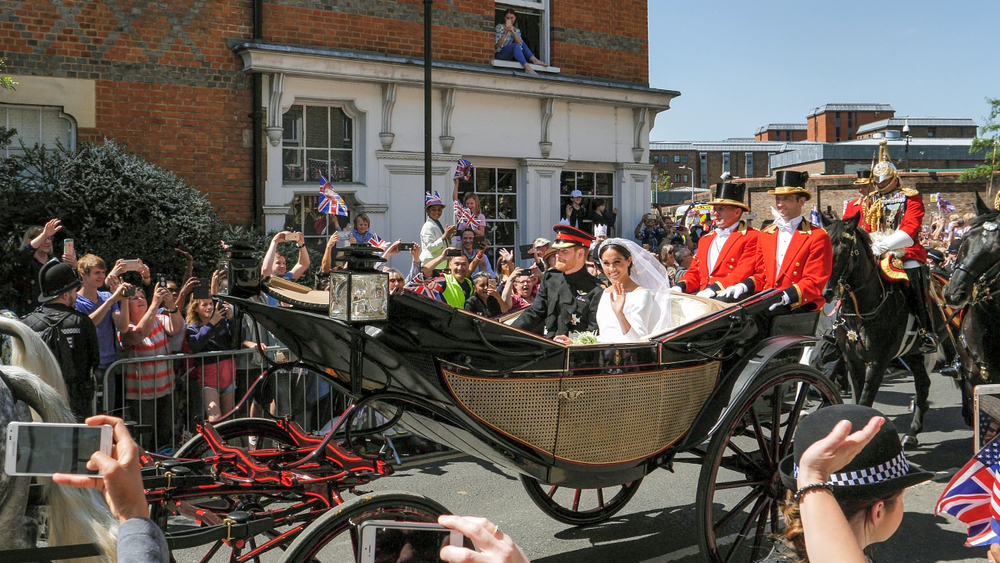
[677,222,759,293]
[859,190,927,264]
[744,220,833,311]
[842,198,863,220]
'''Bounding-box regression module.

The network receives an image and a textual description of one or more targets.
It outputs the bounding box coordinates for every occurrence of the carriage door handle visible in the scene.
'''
[558,390,584,400]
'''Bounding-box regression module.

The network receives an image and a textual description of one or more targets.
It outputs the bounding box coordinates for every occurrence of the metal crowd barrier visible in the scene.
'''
[101,347,349,453]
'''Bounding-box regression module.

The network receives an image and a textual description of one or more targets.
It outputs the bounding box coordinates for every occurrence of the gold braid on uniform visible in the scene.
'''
[862,192,884,230]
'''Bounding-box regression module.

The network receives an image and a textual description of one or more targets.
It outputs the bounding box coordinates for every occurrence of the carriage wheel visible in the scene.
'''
[277,491,451,563]
[519,475,643,526]
[696,364,840,563]
[174,417,298,459]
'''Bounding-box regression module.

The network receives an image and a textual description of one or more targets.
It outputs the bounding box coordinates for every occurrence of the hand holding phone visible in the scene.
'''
[444,248,463,258]
[6,422,112,477]
[398,242,415,252]
[63,238,75,258]
[121,259,142,272]
[358,521,463,563]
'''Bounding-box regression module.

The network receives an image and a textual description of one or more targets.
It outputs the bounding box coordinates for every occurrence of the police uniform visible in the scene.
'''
[842,170,871,220]
[859,140,935,350]
[741,171,833,311]
[512,225,602,337]
[677,182,759,295]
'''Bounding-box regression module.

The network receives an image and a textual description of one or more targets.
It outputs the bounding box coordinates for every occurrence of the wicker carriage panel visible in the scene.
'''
[554,362,720,464]
[443,373,562,454]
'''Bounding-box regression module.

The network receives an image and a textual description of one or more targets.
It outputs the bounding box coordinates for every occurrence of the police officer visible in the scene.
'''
[719,171,833,313]
[672,181,759,298]
[860,140,937,352]
[21,259,100,420]
[512,225,601,343]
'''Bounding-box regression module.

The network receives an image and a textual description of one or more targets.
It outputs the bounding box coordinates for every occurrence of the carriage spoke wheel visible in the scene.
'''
[277,491,452,563]
[520,475,643,526]
[696,365,840,563]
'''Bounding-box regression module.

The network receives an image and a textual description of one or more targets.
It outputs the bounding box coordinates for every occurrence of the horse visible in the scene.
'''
[823,214,936,448]
[0,316,118,562]
[943,194,1000,407]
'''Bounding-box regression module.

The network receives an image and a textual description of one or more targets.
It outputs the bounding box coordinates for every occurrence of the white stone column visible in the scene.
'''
[617,162,655,239]
[520,158,567,243]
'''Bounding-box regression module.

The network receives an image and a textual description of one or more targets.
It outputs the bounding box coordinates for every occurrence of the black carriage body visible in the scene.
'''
[226,289,812,489]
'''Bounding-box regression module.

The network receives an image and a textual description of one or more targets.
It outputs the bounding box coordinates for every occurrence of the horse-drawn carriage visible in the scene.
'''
[128,246,843,563]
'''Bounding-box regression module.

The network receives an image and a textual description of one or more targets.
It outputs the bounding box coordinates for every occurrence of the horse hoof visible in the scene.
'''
[901,435,919,450]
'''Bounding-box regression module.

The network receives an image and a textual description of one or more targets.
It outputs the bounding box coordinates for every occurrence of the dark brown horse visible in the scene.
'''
[823,214,934,447]
[944,194,1000,411]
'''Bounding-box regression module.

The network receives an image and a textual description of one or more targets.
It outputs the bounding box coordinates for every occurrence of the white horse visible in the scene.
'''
[0,316,118,562]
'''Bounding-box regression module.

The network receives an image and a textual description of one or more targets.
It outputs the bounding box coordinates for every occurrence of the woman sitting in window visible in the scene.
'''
[495,8,547,75]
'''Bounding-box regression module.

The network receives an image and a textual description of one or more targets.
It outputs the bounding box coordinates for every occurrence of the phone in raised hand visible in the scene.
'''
[5,422,112,477]
[357,521,463,563]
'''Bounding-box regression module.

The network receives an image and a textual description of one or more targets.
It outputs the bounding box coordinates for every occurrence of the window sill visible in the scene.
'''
[491,60,561,74]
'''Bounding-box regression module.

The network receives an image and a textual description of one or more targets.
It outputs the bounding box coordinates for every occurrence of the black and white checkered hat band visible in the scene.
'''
[794,452,910,487]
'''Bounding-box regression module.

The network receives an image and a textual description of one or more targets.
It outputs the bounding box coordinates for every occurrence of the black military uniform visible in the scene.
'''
[512,225,602,337]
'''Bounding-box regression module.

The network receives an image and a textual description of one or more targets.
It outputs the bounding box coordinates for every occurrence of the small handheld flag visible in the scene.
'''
[319,175,350,229]
[404,273,444,301]
[455,158,473,181]
[809,207,823,227]
[936,434,1000,546]
[454,201,481,230]
[368,233,390,251]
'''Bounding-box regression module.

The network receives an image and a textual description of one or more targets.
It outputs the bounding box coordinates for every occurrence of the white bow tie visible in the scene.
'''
[775,218,799,233]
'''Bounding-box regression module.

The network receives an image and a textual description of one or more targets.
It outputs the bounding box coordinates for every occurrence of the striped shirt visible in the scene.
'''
[121,315,174,400]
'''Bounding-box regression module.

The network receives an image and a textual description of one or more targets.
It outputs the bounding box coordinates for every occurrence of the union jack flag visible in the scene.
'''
[455,158,473,181]
[809,208,823,227]
[936,434,1000,545]
[368,233,390,251]
[404,273,444,301]
[454,200,481,230]
[318,175,349,217]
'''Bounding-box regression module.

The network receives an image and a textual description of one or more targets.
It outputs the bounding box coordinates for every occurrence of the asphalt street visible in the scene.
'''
[171,368,989,563]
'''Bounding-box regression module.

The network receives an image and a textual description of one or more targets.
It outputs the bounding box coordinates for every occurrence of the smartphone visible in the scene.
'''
[290,232,304,245]
[975,384,1000,452]
[444,248,463,258]
[357,521,463,563]
[473,236,486,248]
[123,286,137,297]
[519,244,534,261]
[63,239,74,256]
[398,242,415,252]
[121,259,142,272]
[192,278,212,300]
[5,422,112,477]
[158,274,167,288]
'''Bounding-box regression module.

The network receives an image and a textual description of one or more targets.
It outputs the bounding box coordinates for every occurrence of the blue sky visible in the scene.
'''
[648,0,1000,141]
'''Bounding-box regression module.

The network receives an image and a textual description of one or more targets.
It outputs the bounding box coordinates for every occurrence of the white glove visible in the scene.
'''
[769,291,791,311]
[696,288,717,298]
[669,286,684,293]
[870,241,888,257]
[718,283,748,300]
[872,229,914,257]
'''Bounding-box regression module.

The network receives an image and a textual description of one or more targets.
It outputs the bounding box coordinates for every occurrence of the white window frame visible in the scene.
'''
[722,152,731,175]
[1,103,77,157]
[745,153,753,178]
[280,99,366,186]
[496,0,550,62]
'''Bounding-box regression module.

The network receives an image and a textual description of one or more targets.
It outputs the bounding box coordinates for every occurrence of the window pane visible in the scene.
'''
[575,172,594,195]
[329,150,352,182]
[330,108,352,150]
[481,195,497,220]
[283,106,303,147]
[494,222,515,246]
[9,107,40,148]
[40,113,72,148]
[498,194,516,220]
[497,169,516,192]
[306,150,330,182]
[476,168,496,193]
[560,171,574,194]
[283,149,304,181]
[305,106,328,149]
[596,173,613,195]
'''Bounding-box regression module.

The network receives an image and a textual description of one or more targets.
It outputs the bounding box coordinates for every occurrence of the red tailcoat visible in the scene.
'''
[677,222,759,293]
[843,198,863,220]
[745,219,833,311]
[858,192,927,264]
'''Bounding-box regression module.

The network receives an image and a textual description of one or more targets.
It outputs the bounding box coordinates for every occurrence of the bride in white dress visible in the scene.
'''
[595,238,673,343]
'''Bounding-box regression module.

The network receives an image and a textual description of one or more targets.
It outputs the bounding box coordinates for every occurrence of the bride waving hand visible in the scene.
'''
[596,239,673,343]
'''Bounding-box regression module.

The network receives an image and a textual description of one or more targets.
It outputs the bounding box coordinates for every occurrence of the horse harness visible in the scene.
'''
[830,230,903,342]
[953,221,1000,380]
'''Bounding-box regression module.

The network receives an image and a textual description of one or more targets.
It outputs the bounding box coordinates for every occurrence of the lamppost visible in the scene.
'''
[679,165,695,204]
[902,120,911,172]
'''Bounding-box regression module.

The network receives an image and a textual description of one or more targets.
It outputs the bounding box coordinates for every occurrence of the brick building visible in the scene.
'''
[769,136,985,176]
[754,123,807,142]
[650,139,802,191]
[1,1,675,266]
[805,103,895,142]
[855,117,978,139]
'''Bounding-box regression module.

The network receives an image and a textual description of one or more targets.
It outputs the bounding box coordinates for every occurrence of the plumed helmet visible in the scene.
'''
[873,139,899,194]
[38,258,82,302]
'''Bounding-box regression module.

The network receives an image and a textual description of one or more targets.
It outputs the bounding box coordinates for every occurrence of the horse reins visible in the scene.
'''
[832,231,898,323]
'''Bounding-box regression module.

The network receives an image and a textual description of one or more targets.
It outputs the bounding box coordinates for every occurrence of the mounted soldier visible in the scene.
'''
[858,140,937,352]
[672,181,759,299]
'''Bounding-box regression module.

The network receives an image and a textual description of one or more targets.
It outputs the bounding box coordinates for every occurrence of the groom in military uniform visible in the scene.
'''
[512,224,602,343]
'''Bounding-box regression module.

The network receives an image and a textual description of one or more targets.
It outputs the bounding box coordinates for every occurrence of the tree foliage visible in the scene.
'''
[0,140,229,291]
[959,97,1000,184]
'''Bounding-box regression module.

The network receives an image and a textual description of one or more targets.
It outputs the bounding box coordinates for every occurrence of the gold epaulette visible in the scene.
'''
[901,187,919,197]
[764,224,778,234]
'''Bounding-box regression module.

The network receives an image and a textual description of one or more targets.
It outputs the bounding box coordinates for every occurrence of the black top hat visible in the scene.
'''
[853,170,873,185]
[38,258,82,302]
[550,224,596,249]
[778,404,932,501]
[711,182,749,211]
[769,171,811,200]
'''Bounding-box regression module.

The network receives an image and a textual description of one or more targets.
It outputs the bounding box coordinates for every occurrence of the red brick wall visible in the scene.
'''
[549,0,648,83]
[2,0,255,224]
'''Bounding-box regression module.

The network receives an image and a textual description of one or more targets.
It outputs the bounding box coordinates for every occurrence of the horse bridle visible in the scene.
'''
[831,229,895,322]
[954,221,1000,307]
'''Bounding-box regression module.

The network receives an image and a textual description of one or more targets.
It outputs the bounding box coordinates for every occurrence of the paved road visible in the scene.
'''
[172,368,989,563]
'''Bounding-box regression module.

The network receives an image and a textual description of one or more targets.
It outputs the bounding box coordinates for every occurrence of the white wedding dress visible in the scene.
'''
[596,287,658,343]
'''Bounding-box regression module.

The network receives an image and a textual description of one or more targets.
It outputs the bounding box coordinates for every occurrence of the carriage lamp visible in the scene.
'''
[328,245,389,323]
[225,242,261,299]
